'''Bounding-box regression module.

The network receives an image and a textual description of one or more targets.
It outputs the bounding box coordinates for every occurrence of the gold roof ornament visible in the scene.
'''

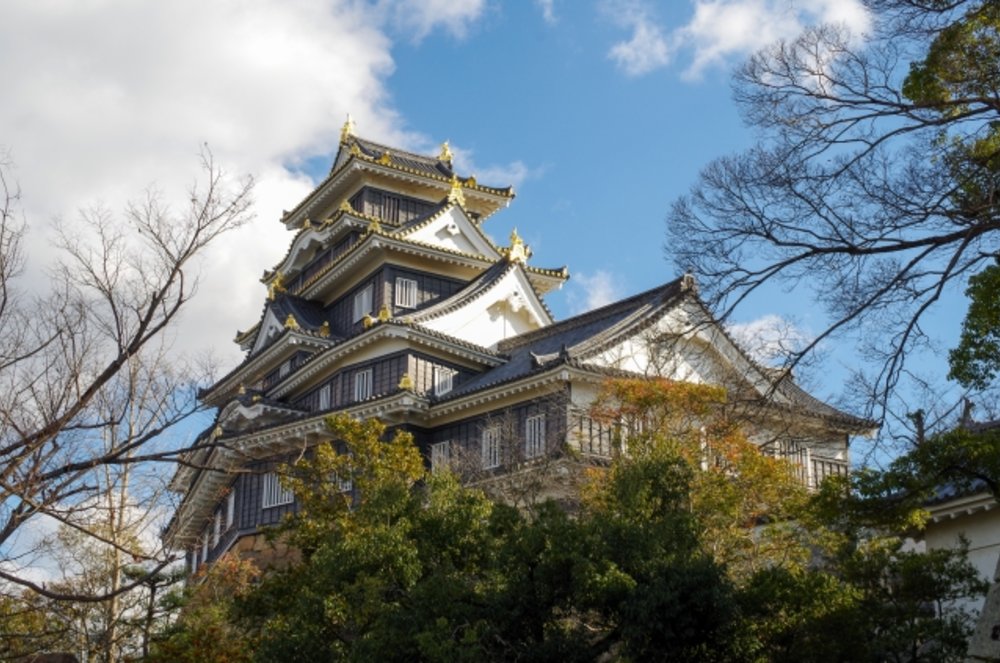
[466,174,477,188]
[267,271,286,301]
[398,373,414,390]
[378,151,392,165]
[363,313,375,329]
[378,304,391,323]
[505,228,531,264]
[284,314,300,330]
[318,321,331,338]
[237,384,246,395]
[340,114,355,143]
[447,174,466,207]
[367,217,382,234]
[212,425,224,438]
[302,218,312,230]
[339,200,354,214]
[439,141,453,162]
[349,142,362,157]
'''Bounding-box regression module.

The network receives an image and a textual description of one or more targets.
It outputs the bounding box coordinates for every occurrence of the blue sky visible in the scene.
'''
[3,0,966,413]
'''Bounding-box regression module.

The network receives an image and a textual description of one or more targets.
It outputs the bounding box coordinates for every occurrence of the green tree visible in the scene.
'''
[668,0,1000,417]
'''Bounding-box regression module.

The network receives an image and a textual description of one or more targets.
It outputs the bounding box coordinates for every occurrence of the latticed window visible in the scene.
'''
[354,368,373,401]
[395,277,418,308]
[353,283,373,321]
[261,472,293,508]
[431,441,451,472]
[318,384,331,410]
[482,426,501,469]
[433,366,455,396]
[525,414,546,459]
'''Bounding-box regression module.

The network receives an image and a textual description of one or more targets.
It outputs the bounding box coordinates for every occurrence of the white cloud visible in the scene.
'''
[605,1,672,77]
[726,314,812,366]
[603,0,869,78]
[449,145,543,191]
[536,0,557,25]
[568,270,625,314]
[0,0,490,366]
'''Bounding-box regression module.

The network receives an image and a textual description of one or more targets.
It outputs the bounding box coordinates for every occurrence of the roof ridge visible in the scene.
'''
[497,277,685,351]
[351,135,449,167]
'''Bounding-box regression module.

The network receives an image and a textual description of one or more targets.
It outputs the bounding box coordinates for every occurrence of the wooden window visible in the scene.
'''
[525,414,546,459]
[318,384,331,410]
[431,441,451,472]
[354,368,373,402]
[353,283,373,321]
[395,277,418,308]
[261,472,293,509]
[226,489,235,528]
[433,366,455,396]
[481,426,500,469]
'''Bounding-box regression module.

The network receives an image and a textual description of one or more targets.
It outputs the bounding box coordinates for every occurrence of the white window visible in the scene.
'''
[431,441,451,472]
[525,414,546,459]
[353,283,373,321]
[191,549,199,573]
[433,366,455,396]
[279,359,291,378]
[481,426,500,469]
[226,489,235,528]
[354,368,373,401]
[318,384,331,410]
[395,277,418,308]
[202,530,208,560]
[212,511,221,546]
[337,474,353,493]
[261,472,294,508]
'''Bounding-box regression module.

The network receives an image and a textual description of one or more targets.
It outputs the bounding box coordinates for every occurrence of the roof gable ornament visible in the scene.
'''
[319,321,331,338]
[378,150,392,165]
[284,314,300,331]
[398,373,414,390]
[439,141,453,163]
[340,114,355,144]
[267,271,286,301]
[504,228,531,264]
[447,175,466,207]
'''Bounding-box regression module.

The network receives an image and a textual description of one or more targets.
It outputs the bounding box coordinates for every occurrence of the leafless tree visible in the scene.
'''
[667,1,999,427]
[0,147,253,612]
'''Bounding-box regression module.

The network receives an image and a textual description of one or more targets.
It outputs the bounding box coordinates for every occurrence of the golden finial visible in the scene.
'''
[398,373,414,390]
[505,228,530,264]
[340,114,355,143]
[339,200,354,214]
[302,218,312,230]
[378,304,391,323]
[238,384,246,395]
[447,174,466,207]
[378,151,392,165]
[319,321,331,338]
[367,217,382,233]
[466,174,477,188]
[284,314,300,330]
[439,141,453,162]
[363,314,374,329]
[267,272,286,301]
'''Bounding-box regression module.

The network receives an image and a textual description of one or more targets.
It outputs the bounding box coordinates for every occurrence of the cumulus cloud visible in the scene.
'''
[726,314,812,366]
[536,0,558,25]
[604,0,869,78]
[568,270,626,315]
[604,1,672,77]
[0,0,491,366]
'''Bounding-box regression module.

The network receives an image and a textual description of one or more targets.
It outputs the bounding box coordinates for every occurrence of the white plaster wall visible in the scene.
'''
[404,207,493,256]
[925,504,1000,617]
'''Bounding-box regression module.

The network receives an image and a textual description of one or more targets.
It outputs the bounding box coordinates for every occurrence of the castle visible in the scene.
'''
[164,121,871,572]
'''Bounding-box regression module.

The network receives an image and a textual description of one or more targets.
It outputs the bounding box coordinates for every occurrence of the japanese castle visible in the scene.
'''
[165,121,871,572]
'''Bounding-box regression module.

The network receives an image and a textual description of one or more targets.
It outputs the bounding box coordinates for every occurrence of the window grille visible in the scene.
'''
[354,368,373,402]
[433,366,455,396]
[431,441,451,472]
[201,530,208,561]
[212,511,221,546]
[395,277,418,308]
[525,414,546,459]
[482,426,500,469]
[262,472,294,508]
[226,489,235,528]
[353,284,373,321]
[318,384,331,410]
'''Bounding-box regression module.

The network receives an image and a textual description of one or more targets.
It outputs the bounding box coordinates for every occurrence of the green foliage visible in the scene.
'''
[949,262,1000,390]
[161,389,987,662]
